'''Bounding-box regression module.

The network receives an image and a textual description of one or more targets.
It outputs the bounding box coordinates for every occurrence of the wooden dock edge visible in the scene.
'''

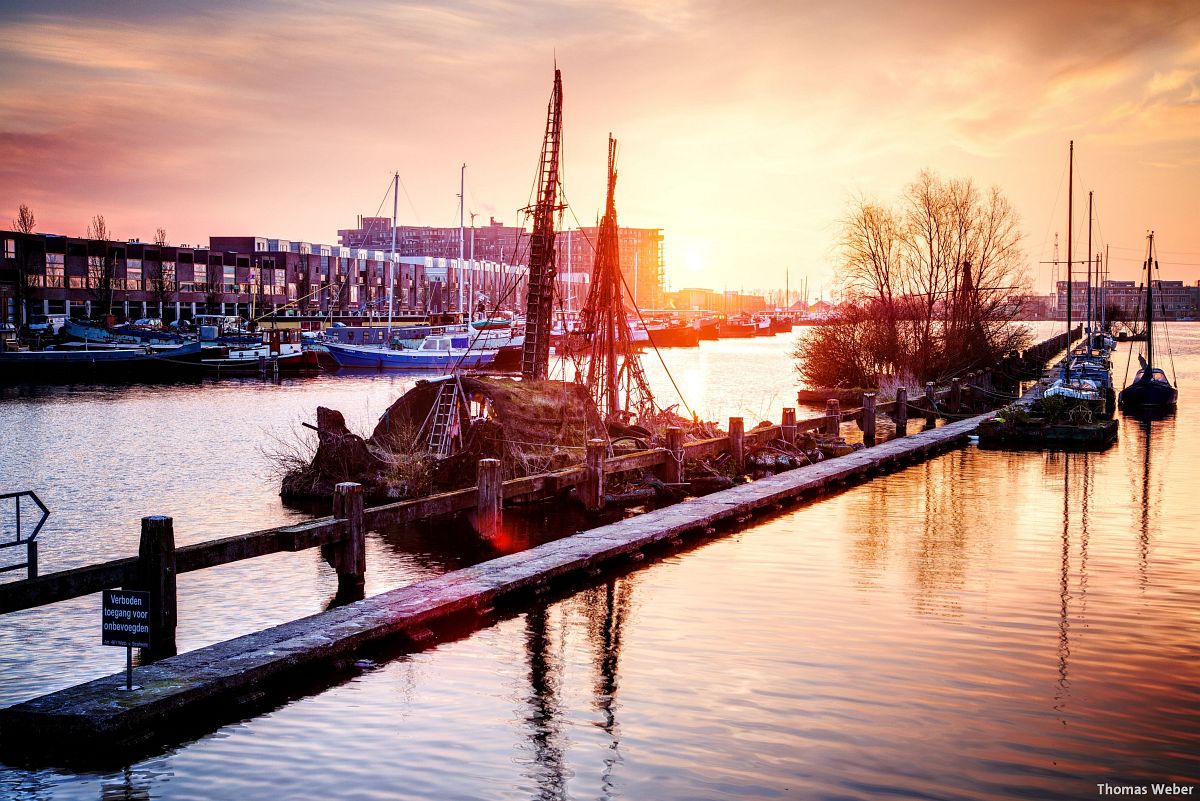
[0,412,989,762]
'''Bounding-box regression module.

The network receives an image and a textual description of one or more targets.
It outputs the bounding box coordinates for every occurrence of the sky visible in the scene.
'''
[1,0,1199,296]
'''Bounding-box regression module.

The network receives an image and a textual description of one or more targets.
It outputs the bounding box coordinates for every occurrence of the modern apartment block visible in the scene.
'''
[338,218,665,312]
[1055,279,1197,321]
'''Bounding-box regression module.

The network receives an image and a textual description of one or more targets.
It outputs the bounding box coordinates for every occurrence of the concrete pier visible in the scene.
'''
[0,411,989,761]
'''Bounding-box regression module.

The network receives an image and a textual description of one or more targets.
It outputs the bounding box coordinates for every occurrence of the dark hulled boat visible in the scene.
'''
[1119,232,1177,413]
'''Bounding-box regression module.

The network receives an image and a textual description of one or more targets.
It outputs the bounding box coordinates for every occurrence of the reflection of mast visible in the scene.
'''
[1054,455,1072,720]
[521,69,563,381]
[523,605,566,799]
[1138,419,1152,590]
[586,579,632,799]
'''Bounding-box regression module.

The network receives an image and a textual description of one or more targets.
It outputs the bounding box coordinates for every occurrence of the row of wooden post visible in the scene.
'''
[130,482,367,663]
[472,376,979,525]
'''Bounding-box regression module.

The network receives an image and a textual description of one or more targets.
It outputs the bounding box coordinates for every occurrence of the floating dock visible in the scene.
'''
[0,411,990,761]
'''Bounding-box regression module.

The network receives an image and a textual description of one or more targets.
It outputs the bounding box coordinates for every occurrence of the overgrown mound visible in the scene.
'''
[281,377,605,501]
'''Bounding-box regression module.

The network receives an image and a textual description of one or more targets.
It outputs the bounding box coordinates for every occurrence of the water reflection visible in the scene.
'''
[581,579,632,800]
[521,605,567,801]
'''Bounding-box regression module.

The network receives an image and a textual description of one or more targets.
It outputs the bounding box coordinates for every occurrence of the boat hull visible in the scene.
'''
[0,342,204,383]
[1118,379,1177,411]
[324,341,498,370]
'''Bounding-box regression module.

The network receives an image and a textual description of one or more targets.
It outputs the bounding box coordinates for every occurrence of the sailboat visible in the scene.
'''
[322,172,516,371]
[1118,232,1178,412]
[1043,141,1107,412]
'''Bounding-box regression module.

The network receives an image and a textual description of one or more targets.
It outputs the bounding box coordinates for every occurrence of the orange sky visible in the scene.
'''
[2,1,1198,296]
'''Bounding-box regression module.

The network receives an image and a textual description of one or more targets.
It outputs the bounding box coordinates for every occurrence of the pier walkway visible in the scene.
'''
[0,410,990,761]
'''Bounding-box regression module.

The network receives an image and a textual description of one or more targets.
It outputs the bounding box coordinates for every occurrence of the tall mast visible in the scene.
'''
[458,163,466,319]
[1064,140,1073,380]
[1145,231,1155,371]
[1086,190,1093,355]
[469,212,476,316]
[520,68,563,381]
[388,171,397,331]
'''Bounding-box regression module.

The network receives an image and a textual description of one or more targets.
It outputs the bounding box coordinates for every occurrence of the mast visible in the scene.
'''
[458,163,466,319]
[388,172,397,332]
[520,69,563,381]
[1086,190,1093,355]
[1065,140,1073,380]
[1145,231,1155,372]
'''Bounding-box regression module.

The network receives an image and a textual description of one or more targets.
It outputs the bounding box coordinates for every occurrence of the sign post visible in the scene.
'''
[102,589,151,691]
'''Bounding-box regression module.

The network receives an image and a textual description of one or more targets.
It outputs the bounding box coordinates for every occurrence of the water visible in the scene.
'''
[2,326,1198,799]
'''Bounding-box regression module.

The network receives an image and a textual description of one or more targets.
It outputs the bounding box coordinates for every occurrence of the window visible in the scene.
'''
[349,285,359,303]
[126,258,142,290]
[4,239,13,259]
[45,253,65,287]
[288,283,297,300]
[162,262,176,288]
[274,269,285,289]
[223,265,236,293]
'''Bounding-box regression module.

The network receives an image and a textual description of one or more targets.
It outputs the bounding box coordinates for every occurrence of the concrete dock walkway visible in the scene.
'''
[0,411,989,761]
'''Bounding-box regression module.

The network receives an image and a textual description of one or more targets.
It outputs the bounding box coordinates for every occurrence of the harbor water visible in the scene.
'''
[1,326,1198,799]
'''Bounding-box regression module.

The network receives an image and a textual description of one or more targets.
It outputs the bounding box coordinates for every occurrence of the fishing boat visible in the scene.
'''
[1119,232,1178,412]
[721,315,757,338]
[693,316,720,340]
[644,319,700,348]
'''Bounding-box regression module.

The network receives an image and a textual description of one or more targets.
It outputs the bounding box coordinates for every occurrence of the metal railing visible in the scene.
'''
[0,491,49,580]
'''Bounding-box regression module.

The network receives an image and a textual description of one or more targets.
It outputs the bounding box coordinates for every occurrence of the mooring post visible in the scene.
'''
[26,540,37,580]
[138,515,177,661]
[332,482,366,593]
[583,439,607,512]
[925,381,936,426]
[895,386,908,437]
[824,399,841,437]
[862,392,877,446]
[729,417,745,473]
[781,407,797,445]
[665,426,685,484]
[476,458,503,539]
[950,377,962,413]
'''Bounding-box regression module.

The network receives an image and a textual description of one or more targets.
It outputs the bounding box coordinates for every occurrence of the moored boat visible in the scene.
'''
[1119,232,1177,413]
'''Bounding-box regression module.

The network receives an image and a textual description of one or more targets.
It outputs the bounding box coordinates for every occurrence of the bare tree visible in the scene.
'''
[11,204,38,325]
[147,226,176,318]
[797,170,1031,389]
[87,214,118,317]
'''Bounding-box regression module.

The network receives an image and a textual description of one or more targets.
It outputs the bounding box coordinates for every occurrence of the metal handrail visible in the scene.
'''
[0,491,49,578]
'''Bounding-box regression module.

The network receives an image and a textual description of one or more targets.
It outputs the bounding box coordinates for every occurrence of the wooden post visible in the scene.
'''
[332,482,366,593]
[476,458,503,539]
[781,407,797,445]
[582,439,607,512]
[138,515,177,661]
[729,417,745,474]
[665,426,685,484]
[895,386,908,437]
[950,377,962,413]
[26,540,37,580]
[925,381,936,426]
[862,392,876,446]
[824,399,841,437]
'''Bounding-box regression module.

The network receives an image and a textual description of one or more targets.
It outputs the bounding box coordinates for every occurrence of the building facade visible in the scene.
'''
[1054,279,1196,321]
[0,230,528,325]
[338,218,665,313]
